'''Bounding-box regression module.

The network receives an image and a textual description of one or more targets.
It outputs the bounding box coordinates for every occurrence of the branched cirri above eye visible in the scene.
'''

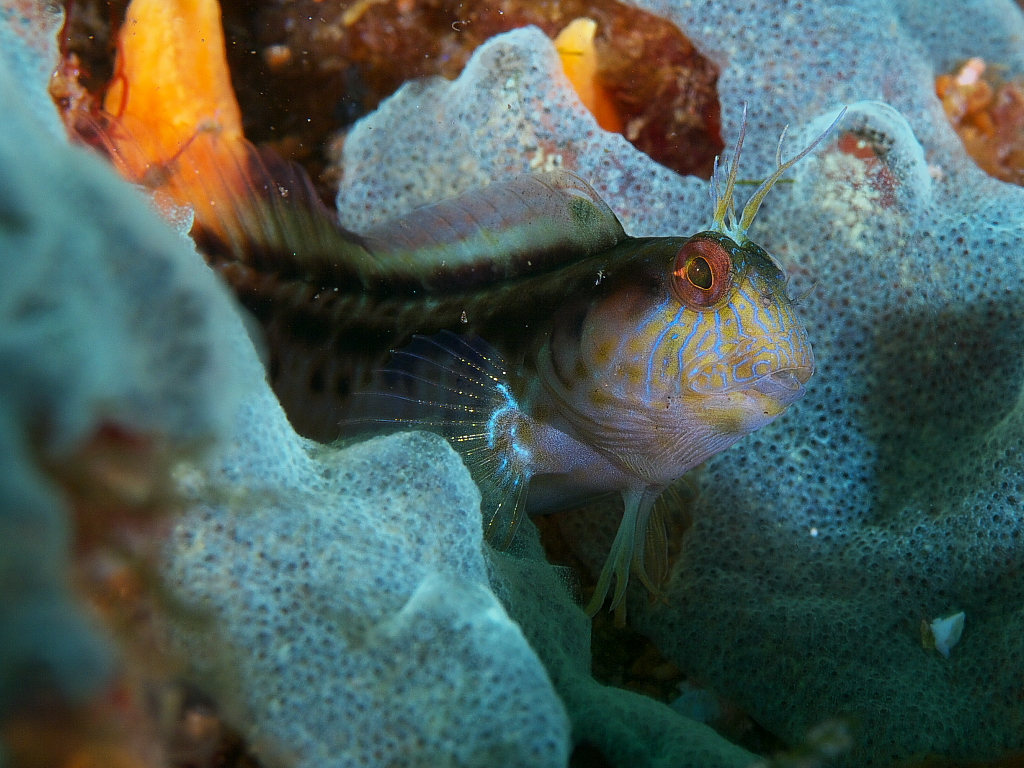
[672,236,733,309]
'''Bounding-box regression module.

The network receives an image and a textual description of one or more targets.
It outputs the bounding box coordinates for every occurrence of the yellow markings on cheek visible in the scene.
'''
[651,312,713,387]
[588,387,617,408]
[689,318,715,353]
[693,392,786,435]
[688,282,803,390]
[627,302,685,353]
[760,396,789,419]
[709,407,747,435]
[732,284,789,339]
[657,336,685,382]
[593,340,616,367]
[733,357,756,381]
[685,391,751,434]
[614,362,646,384]
[624,328,662,361]
[574,359,589,382]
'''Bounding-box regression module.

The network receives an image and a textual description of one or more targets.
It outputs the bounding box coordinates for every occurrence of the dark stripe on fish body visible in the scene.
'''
[183,155,659,441]
[214,237,671,442]
[192,143,628,295]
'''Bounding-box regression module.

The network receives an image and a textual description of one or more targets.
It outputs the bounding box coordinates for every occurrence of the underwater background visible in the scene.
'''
[4,0,1024,766]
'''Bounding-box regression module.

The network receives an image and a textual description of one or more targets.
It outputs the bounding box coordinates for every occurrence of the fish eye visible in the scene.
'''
[686,257,713,289]
[672,236,733,310]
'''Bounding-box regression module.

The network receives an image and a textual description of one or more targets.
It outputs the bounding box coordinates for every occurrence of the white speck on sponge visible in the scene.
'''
[930,612,965,658]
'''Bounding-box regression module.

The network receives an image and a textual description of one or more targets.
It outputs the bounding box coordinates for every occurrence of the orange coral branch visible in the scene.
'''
[104,0,242,161]
[555,18,624,134]
[98,0,252,246]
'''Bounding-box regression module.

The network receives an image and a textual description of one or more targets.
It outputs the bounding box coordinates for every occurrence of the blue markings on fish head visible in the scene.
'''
[537,107,845,492]
[676,233,815,433]
[540,230,814,490]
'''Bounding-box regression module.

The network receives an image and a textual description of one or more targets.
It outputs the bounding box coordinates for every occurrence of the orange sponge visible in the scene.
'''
[98,0,253,249]
[104,0,242,165]
[554,18,624,135]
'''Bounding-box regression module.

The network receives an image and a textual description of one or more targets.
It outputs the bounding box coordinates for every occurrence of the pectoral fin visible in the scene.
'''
[346,331,532,548]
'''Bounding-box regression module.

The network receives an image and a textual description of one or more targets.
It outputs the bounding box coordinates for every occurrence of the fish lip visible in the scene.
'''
[748,367,812,405]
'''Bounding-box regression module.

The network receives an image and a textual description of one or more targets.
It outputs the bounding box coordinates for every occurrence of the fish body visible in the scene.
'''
[331,186,814,619]
[90,105,842,621]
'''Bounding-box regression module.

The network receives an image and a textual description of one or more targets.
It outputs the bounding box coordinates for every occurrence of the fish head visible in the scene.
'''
[670,231,814,428]
[545,230,813,485]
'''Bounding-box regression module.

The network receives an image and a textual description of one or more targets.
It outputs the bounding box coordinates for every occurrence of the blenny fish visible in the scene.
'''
[90,89,842,620]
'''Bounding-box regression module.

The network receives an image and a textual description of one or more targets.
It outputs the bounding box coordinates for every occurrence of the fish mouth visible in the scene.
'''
[748,367,812,406]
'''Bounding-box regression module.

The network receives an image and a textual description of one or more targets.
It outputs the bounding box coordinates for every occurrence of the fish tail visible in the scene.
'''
[346,331,533,548]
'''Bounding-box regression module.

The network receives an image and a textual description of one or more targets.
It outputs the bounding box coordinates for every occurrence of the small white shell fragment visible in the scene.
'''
[930,612,966,658]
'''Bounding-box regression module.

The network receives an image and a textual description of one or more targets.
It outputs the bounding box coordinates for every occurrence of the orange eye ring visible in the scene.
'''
[671,236,734,310]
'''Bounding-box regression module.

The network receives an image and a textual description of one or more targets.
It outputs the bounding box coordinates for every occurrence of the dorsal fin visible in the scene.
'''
[359,170,628,292]
[73,112,379,287]
[82,111,629,296]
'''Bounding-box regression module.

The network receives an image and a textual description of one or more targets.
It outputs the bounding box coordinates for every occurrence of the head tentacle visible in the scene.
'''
[710,103,748,236]
[710,106,848,244]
